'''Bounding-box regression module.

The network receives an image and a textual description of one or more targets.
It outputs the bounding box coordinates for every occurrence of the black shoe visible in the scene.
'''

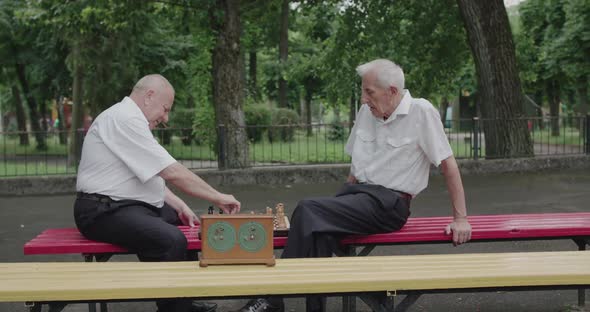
[190,301,217,312]
[232,298,284,312]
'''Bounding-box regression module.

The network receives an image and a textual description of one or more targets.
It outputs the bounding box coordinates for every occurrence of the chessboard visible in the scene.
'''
[206,203,290,237]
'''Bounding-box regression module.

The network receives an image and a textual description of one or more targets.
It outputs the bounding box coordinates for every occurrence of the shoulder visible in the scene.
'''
[409,97,440,120]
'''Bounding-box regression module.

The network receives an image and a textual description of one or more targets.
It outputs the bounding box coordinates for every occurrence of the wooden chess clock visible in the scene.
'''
[199,214,275,267]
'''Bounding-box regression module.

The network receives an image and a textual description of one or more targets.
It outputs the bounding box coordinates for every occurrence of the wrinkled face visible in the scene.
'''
[144,87,174,129]
[361,71,394,119]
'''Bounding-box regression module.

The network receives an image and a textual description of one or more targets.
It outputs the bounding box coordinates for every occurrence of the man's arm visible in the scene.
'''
[440,155,472,245]
[159,162,240,214]
[165,187,199,227]
[347,173,358,184]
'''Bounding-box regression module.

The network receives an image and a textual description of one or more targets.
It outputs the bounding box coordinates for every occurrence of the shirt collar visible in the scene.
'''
[382,89,411,123]
[123,96,149,125]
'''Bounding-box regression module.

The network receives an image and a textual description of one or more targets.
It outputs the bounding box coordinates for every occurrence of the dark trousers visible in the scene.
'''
[74,194,192,312]
[278,183,411,312]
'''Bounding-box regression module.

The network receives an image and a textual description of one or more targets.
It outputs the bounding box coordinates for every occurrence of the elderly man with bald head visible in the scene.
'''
[74,74,237,312]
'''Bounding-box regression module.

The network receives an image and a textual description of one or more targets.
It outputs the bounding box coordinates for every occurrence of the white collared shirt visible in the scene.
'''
[345,90,452,196]
[76,97,176,207]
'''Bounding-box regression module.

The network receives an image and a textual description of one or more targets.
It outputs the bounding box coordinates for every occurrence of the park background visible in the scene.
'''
[0,0,589,175]
[1,0,590,311]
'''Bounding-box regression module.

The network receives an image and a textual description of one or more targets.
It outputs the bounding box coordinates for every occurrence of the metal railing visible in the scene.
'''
[1,115,588,177]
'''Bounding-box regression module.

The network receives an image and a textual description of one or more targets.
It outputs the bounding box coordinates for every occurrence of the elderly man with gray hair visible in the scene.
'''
[75,74,240,312]
[234,59,471,312]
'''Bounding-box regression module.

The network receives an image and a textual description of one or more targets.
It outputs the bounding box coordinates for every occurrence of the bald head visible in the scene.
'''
[129,74,175,129]
[131,74,174,96]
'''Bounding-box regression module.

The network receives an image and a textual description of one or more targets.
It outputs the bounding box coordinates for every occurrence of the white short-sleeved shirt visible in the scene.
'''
[76,97,176,207]
[345,90,452,196]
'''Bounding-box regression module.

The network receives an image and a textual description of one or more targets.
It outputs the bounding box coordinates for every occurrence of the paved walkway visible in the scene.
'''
[1,168,589,311]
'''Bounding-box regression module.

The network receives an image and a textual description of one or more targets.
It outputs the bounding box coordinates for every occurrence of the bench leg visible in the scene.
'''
[25,302,42,312]
[574,238,587,307]
[100,302,108,312]
[358,292,395,312]
[394,293,422,312]
[48,302,68,312]
[84,256,98,312]
[341,246,357,312]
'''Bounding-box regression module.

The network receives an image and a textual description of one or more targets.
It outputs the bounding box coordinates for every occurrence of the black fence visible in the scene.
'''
[1,116,589,177]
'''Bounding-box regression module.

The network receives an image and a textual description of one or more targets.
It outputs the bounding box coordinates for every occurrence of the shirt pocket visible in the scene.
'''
[385,137,417,159]
[354,129,377,159]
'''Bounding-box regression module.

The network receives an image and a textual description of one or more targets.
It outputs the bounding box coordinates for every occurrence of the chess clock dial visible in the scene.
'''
[207,221,236,252]
[238,221,268,252]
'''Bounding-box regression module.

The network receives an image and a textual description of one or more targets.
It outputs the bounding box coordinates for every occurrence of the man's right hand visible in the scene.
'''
[215,193,241,214]
[347,175,358,184]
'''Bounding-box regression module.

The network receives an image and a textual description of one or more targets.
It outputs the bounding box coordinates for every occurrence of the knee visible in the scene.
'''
[153,228,188,261]
[166,229,188,252]
[292,199,321,220]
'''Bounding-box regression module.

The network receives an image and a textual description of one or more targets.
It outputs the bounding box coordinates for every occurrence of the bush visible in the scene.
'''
[268,108,299,142]
[169,108,196,146]
[192,104,217,153]
[327,123,347,141]
[244,105,272,143]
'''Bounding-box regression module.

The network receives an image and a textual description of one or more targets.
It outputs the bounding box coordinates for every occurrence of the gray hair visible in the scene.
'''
[356,59,405,90]
[132,74,174,94]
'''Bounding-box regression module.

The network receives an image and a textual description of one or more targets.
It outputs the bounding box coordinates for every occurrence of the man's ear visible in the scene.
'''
[145,89,155,105]
[389,86,399,96]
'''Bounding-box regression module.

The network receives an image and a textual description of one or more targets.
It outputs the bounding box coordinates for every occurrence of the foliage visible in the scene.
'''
[244,104,272,143]
[327,123,346,142]
[268,107,299,142]
[169,108,196,146]
[192,103,217,154]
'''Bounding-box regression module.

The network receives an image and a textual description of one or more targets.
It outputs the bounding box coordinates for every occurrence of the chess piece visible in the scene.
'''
[208,206,214,215]
[266,207,273,215]
[275,203,287,229]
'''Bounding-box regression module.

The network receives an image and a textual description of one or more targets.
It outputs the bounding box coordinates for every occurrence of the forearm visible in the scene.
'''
[159,162,222,204]
[441,156,467,220]
[164,187,190,213]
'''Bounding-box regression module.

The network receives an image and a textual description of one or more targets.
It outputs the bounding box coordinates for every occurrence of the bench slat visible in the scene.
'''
[24,212,590,255]
[2,251,589,302]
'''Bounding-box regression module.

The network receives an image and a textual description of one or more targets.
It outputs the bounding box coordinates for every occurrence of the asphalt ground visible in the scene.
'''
[1,168,589,311]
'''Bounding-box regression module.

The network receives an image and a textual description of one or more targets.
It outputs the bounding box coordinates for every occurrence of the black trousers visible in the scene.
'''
[74,193,192,312]
[279,183,411,312]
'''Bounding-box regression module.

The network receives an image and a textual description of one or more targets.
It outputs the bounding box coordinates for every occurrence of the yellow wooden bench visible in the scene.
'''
[2,251,589,312]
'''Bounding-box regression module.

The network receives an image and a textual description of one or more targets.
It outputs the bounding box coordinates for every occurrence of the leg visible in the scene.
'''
[282,184,410,259]
[283,184,410,312]
[76,201,191,312]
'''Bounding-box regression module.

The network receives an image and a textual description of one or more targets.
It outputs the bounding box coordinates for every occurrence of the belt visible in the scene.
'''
[76,192,114,203]
[395,191,412,201]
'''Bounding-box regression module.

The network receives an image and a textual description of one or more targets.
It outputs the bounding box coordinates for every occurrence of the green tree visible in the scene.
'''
[457,0,534,158]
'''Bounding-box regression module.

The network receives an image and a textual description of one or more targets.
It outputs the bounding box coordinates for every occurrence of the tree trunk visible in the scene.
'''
[15,62,47,150]
[546,80,560,136]
[210,0,249,169]
[576,75,588,115]
[349,93,356,132]
[68,41,85,167]
[278,0,289,108]
[57,96,67,145]
[248,50,259,101]
[305,86,313,136]
[440,97,450,124]
[457,0,533,158]
[11,84,29,145]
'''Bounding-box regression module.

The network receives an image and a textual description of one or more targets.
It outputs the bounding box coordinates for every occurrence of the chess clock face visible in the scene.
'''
[207,221,236,252]
[238,221,268,252]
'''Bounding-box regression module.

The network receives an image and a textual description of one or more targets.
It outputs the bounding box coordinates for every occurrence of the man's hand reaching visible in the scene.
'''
[444,217,472,246]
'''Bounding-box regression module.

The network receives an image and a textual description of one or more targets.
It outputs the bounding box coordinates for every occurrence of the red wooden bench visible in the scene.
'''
[24,212,590,312]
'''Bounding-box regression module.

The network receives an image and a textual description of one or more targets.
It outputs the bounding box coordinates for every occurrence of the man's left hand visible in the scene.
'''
[178,207,199,227]
[444,218,472,246]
